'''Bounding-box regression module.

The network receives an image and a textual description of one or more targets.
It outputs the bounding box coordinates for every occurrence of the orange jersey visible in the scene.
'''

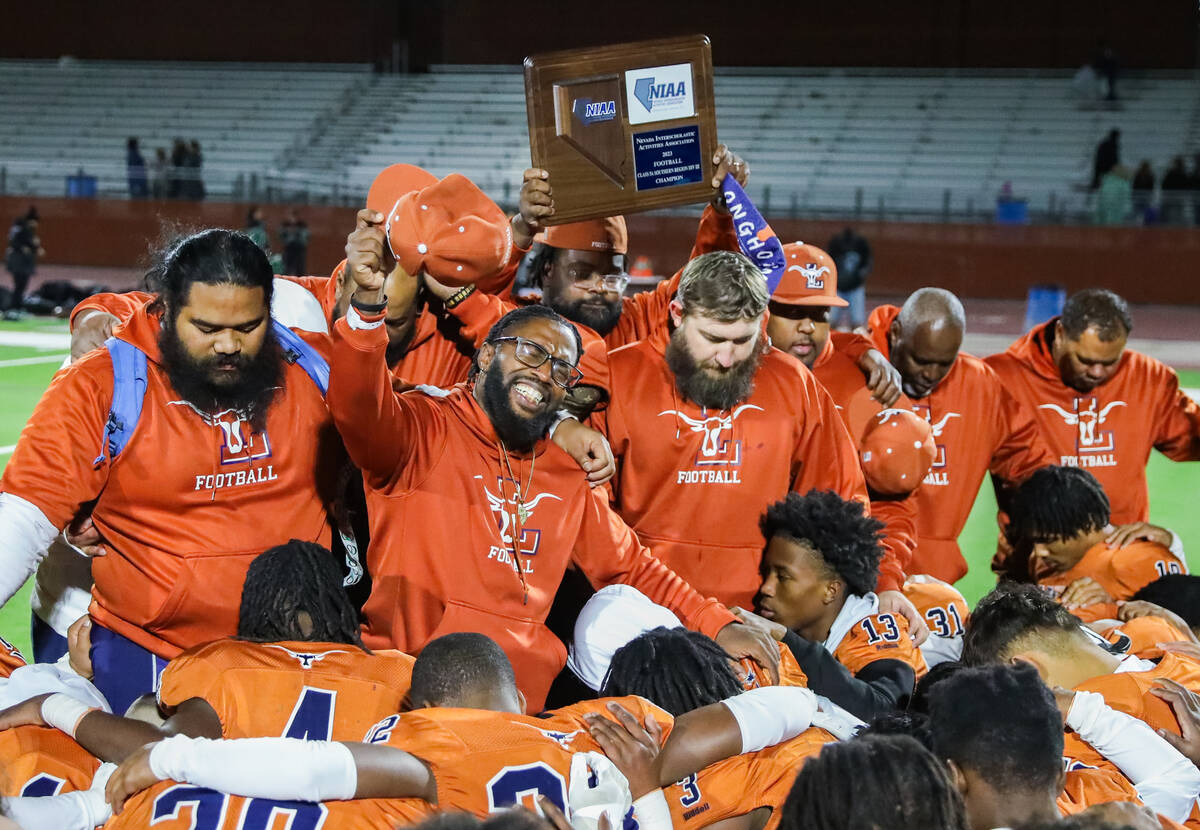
[738,642,810,690]
[866,305,1056,582]
[1075,653,1200,740]
[1059,749,1143,814]
[367,697,665,817]
[108,781,430,829]
[832,610,927,677]
[1,304,337,658]
[903,576,968,640]
[0,633,27,678]
[669,728,835,830]
[0,726,99,798]
[1099,615,1192,661]
[810,333,919,592]
[158,639,415,741]
[985,319,1200,525]
[1039,541,1187,604]
[604,339,867,608]
[328,319,736,712]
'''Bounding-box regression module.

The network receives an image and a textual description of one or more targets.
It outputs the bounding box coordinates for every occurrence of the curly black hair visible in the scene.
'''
[760,490,884,597]
[927,663,1063,793]
[601,626,743,717]
[962,583,1084,666]
[1008,466,1110,547]
[1060,288,1132,341]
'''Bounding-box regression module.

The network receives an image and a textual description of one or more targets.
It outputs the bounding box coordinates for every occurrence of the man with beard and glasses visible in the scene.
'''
[863,287,1055,583]
[326,213,780,713]
[0,229,342,714]
[601,250,868,608]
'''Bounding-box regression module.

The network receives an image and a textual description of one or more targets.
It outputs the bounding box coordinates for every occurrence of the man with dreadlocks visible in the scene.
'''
[0,540,429,829]
[601,626,837,830]
[1007,466,1187,614]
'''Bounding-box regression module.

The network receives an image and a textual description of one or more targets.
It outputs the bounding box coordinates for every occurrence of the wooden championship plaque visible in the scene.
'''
[524,35,718,225]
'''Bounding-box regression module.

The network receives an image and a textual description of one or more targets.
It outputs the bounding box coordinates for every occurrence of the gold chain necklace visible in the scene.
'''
[498,441,536,604]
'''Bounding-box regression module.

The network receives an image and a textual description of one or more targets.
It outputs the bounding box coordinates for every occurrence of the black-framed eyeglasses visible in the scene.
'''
[492,336,584,389]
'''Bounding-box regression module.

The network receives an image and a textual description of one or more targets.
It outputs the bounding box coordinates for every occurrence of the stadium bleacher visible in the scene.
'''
[1,59,1197,219]
[0,59,370,200]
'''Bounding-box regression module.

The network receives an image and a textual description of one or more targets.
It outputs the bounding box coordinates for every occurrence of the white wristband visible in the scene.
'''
[41,694,97,738]
[631,790,672,830]
[721,686,818,754]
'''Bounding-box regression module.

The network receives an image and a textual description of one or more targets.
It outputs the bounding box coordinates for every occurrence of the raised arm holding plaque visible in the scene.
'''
[524,35,719,225]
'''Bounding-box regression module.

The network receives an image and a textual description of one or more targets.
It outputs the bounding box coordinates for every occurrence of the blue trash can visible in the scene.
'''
[1023,284,1066,332]
[996,198,1029,224]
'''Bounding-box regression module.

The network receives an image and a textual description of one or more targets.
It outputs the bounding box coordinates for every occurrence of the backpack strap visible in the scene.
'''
[273,319,329,397]
[95,337,148,465]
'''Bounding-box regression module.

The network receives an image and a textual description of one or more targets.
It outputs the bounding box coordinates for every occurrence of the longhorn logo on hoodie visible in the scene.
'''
[1038,398,1125,463]
[477,475,562,573]
[658,404,763,483]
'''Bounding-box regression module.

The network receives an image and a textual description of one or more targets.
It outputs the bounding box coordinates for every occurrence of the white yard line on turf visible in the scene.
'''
[0,445,14,456]
[0,353,69,368]
[0,331,70,349]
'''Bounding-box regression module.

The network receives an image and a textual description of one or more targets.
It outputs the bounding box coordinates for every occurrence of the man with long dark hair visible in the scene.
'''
[0,229,340,714]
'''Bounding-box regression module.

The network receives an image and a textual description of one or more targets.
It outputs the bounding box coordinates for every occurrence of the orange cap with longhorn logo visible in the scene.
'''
[772,242,848,307]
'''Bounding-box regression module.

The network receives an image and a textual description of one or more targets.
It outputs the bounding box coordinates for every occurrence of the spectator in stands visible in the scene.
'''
[244,206,282,272]
[1131,160,1156,222]
[149,147,168,200]
[1093,164,1132,226]
[826,227,871,331]
[1093,40,1119,102]
[125,138,147,199]
[168,138,187,199]
[1189,153,1200,226]
[3,207,43,320]
[279,209,310,276]
[186,139,206,201]
[1161,156,1190,225]
[1091,129,1120,190]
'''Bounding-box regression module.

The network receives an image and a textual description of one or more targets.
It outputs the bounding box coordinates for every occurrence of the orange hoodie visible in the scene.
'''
[1,302,337,657]
[603,337,868,608]
[985,319,1200,525]
[327,311,737,712]
[811,333,920,592]
[867,305,1056,582]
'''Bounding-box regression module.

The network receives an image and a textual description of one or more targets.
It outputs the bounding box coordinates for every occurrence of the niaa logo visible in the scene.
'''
[633,77,688,111]
[573,98,616,125]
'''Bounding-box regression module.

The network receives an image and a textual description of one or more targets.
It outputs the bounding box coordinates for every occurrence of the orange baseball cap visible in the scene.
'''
[366,163,438,216]
[381,172,513,288]
[772,242,847,307]
[858,408,936,496]
[544,216,628,255]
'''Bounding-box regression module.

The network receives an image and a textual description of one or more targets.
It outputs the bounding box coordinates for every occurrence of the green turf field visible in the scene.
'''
[0,323,1196,659]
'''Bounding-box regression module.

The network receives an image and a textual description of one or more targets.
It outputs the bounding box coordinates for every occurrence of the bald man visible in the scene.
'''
[863,289,1055,582]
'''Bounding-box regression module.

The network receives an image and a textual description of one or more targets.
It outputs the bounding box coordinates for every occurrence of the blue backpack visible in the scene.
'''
[95,320,328,464]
